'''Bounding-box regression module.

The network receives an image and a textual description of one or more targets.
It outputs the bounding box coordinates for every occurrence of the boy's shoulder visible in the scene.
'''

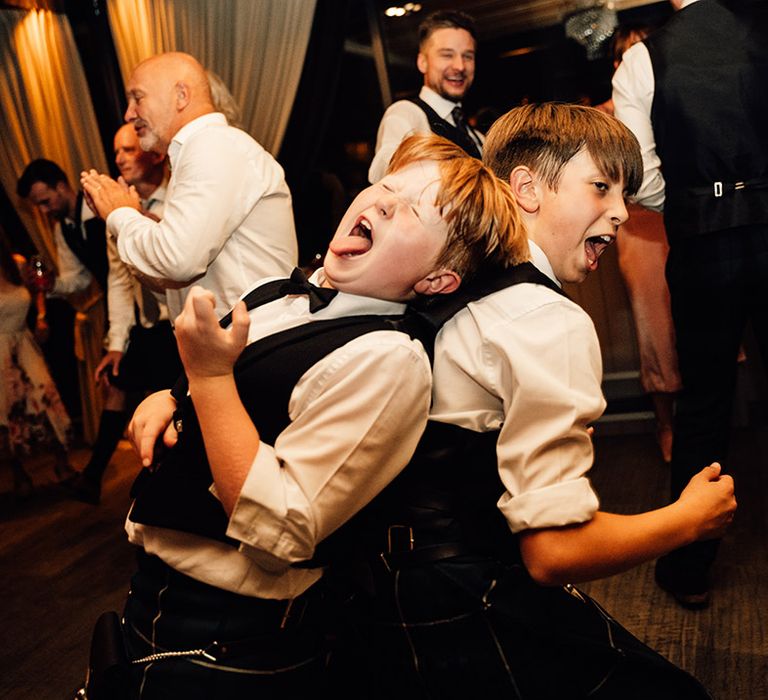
[462,278,585,326]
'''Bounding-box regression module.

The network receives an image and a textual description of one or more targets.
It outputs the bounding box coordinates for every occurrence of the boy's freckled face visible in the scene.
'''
[531,149,628,284]
[323,160,449,301]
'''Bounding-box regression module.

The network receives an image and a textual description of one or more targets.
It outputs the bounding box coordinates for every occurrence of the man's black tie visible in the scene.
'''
[279,267,338,313]
[451,105,470,137]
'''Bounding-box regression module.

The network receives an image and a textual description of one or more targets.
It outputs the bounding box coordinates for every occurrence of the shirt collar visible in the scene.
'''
[419,85,461,122]
[167,112,228,170]
[142,182,168,209]
[308,268,407,317]
[528,239,561,288]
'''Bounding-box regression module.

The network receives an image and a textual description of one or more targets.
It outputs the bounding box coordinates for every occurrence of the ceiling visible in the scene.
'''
[375,0,669,62]
[386,0,665,39]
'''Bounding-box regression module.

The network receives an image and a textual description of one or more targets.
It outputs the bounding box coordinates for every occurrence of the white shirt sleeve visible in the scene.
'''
[492,299,603,531]
[109,128,275,283]
[431,288,603,534]
[612,42,666,210]
[368,101,431,184]
[227,331,433,563]
[105,236,136,352]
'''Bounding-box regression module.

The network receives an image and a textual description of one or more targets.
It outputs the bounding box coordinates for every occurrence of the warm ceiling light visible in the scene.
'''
[385,4,421,18]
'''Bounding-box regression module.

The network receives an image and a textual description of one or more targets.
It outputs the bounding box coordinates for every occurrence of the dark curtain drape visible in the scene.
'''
[66,0,126,176]
[278,0,353,267]
[0,183,34,256]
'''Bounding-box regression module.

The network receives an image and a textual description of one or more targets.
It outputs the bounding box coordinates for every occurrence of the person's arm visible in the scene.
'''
[520,464,736,585]
[104,237,135,354]
[107,131,275,287]
[171,287,252,513]
[476,291,735,585]
[368,102,427,184]
[612,42,666,210]
[175,287,432,563]
[127,389,180,466]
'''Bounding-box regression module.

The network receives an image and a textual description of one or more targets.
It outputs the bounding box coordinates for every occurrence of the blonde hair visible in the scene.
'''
[387,134,527,279]
[483,103,643,196]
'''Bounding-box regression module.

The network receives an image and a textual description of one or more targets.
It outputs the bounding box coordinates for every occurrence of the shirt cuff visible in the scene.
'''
[226,443,315,563]
[499,477,599,533]
[107,206,141,238]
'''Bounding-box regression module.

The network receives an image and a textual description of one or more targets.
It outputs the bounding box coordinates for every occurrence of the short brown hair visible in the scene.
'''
[483,103,643,196]
[418,10,477,50]
[388,134,528,279]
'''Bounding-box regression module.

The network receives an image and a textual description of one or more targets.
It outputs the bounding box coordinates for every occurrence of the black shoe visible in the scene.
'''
[60,473,101,505]
[654,558,710,610]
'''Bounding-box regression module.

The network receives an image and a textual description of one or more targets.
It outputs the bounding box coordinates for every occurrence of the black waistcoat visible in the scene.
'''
[128,278,437,544]
[304,262,567,568]
[60,191,109,291]
[409,97,482,159]
[645,0,768,239]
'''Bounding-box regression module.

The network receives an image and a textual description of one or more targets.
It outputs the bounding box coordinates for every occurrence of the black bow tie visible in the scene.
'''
[279,267,338,313]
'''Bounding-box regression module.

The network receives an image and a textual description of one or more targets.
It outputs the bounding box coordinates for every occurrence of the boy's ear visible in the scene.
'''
[413,268,461,296]
[509,165,540,214]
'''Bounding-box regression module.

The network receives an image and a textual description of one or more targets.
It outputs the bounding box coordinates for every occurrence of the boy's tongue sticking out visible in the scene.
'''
[329,217,373,257]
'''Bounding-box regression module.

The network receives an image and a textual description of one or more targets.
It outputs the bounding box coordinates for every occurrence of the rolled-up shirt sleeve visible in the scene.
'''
[494,300,603,531]
[227,331,433,563]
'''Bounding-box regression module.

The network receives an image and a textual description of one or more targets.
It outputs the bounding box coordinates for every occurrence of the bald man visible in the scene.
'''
[82,51,298,319]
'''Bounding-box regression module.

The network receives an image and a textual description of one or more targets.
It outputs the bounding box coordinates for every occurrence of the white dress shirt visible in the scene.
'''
[126,270,433,599]
[430,241,603,533]
[612,0,701,211]
[107,113,298,319]
[50,197,95,297]
[368,86,485,184]
[106,186,170,353]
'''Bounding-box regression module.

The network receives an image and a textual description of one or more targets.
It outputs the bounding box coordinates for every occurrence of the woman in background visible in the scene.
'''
[0,229,73,497]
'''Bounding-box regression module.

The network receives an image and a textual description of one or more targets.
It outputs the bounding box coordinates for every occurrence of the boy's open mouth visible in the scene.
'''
[585,234,614,271]
[330,216,373,257]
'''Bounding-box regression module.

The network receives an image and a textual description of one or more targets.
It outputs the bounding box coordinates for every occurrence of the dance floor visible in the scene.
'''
[1,425,766,699]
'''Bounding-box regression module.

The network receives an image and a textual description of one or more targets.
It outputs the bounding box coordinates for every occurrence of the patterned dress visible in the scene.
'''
[0,283,71,456]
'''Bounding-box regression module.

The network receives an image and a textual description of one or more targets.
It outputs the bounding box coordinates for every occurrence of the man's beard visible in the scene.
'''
[134,121,162,153]
[437,72,471,101]
[138,130,161,153]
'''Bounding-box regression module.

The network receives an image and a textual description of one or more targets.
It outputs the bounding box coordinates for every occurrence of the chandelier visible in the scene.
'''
[564,0,618,60]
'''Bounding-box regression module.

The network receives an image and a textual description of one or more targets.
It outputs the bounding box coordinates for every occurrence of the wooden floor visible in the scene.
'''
[1,426,766,699]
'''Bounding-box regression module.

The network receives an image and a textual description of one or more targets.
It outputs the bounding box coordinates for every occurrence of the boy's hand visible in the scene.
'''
[174,286,249,380]
[127,390,178,467]
[678,462,736,540]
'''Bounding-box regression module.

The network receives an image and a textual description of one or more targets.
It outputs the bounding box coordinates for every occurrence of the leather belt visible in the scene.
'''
[688,176,768,198]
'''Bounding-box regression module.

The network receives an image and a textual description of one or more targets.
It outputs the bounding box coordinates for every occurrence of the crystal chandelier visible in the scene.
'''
[564,0,618,60]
